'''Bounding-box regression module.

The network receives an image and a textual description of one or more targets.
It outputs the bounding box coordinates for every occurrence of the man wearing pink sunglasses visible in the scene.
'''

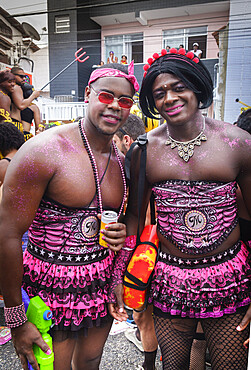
[0,62,139,369]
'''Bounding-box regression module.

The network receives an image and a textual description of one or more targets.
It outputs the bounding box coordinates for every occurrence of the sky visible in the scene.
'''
[1,0,48,47]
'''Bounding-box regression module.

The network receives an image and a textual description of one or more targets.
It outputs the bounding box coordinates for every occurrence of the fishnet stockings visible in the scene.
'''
[154,311,249,370]
[154,316,196,370]
[189,339,207,370]
[201,311,249,370]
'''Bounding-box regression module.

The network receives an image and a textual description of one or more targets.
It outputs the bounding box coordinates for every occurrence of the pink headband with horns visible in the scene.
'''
[88,60,139,92]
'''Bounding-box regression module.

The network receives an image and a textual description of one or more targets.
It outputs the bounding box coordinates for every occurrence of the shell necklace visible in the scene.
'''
[79,119,127,218]
[165,116,207,162]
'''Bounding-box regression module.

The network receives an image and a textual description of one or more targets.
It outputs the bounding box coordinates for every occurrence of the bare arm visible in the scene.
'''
[237,136,251,218]
[11,85,40,111]
[30,104,41,132]
[0,142,55,369]
[108,145,152,320]
[0,94,11,114]
[235,134,251,340]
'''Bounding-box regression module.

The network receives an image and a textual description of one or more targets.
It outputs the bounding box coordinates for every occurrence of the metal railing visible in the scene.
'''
[41,102,87,123]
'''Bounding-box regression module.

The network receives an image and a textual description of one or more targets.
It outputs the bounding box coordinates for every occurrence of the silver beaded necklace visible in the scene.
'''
[165,116,207,162]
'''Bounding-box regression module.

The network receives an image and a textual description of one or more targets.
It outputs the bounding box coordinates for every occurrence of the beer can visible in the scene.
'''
[99,210,118,248]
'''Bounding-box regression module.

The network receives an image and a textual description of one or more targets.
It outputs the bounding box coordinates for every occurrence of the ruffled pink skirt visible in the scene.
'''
[22,246,115,332]
[149,241,251,318]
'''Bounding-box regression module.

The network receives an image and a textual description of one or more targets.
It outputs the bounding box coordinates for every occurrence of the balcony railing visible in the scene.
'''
[41,102,87,123]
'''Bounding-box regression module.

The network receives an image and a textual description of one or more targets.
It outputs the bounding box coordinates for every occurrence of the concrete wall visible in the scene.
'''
[32,46,50,95]
[224,0,251,123]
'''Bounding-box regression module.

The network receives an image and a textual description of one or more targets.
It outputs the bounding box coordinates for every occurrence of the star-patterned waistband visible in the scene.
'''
[27,241,110,266]
[158,241,241,269]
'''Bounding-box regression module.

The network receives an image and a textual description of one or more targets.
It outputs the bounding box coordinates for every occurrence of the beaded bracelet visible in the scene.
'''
[4,303,28,328]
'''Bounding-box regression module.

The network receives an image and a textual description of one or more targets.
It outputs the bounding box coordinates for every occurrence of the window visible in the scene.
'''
[55,15,70,34]
[105,33,143,63]
[163,26,207,58]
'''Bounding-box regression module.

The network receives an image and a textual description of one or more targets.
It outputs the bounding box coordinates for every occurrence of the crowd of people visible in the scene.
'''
[166,43,203,58]
[0,46,250,370]
[0,67,42,142]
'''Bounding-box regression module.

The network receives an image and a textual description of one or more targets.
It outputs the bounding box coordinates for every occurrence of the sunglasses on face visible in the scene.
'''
[15,74,26,79]
[90,86,134,109]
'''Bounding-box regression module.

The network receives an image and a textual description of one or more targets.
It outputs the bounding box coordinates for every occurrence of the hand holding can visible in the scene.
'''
[99,211,118,248]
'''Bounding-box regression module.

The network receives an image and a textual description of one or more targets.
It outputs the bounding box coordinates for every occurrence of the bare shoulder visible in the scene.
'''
[207,118,251,150]
[0,93,11,108]
[9,123,80,174]
[147,124,166,148]
[0,93,10,103]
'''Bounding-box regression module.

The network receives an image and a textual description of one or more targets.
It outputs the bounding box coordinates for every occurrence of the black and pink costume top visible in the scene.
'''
[23,196,116,332]
[148,180,251,318]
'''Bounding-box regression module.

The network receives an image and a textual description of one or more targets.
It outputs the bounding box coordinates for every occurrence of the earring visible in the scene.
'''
[84,99,88,103]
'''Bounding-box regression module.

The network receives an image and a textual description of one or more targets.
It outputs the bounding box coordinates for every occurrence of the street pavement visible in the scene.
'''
[0,307,163,370]
[0,307,213,370]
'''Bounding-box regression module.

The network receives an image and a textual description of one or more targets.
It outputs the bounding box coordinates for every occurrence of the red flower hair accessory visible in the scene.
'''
[152,52,160,60]
[178,48,186,55]
[147,57,154,65]
[186,51,195,59]
[143,48,200,78]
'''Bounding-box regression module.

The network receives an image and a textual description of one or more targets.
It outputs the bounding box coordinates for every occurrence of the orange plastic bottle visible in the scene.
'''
[123,225,159,310]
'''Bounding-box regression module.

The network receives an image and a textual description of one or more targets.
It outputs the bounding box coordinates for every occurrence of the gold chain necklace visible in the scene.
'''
[165,117,207,162]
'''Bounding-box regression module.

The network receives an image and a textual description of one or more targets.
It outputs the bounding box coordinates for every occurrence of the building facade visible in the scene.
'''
[48,0,228,100]
[0,7,39,73]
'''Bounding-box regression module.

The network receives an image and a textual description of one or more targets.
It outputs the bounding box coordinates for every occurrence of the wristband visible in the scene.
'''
[4,303,28,328]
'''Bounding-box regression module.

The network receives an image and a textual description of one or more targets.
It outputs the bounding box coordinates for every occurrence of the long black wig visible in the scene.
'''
[139,52,214,119]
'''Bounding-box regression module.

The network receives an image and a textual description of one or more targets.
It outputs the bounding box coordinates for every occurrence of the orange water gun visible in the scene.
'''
[123,225,159,311]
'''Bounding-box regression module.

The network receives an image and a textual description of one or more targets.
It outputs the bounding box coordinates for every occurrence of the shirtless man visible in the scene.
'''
[0,62,138,370]
[0,70,16,123]
[10,66,40,139]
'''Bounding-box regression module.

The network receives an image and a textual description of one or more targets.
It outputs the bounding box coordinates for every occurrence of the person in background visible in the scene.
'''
[120,55,128,65]
[0,121,25,189]
[0,70,16,123]
[166,46,170,52]
[237,108,251,134]
[10,66,40,140]
[0,61,137,370]
[179,44,184,50]
[20,82,42,136]
[107,51,118,64]
[113,113,145,155]
[0,121,27,252]
[190,43,202,58]
[109,48,251,369]
[21,104,42,136]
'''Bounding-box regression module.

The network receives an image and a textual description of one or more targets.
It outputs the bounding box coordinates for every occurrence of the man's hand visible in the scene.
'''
[99,219,126,252]
[32,90,40,100]
[108,283,128,321]
[11,321,51,370]
[236,303,251,347]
